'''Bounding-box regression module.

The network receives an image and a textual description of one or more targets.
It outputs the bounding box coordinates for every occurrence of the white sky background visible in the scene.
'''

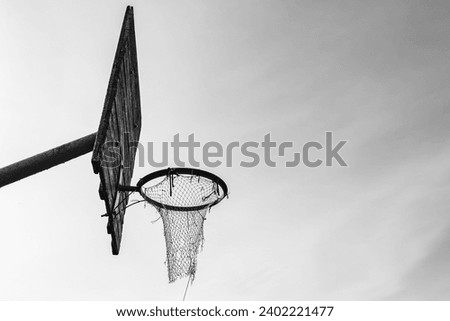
[0,0,449,300]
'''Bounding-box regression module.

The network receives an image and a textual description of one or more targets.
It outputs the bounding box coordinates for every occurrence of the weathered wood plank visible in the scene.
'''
[91,6,141,255]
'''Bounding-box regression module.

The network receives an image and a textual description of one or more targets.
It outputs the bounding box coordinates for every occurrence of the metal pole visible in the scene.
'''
[0,132,97,188]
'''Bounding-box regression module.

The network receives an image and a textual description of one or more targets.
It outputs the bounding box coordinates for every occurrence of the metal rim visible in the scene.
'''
[136,167,228,212]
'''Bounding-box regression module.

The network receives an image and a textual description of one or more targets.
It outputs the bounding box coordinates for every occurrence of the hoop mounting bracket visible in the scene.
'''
[118,184,139,192]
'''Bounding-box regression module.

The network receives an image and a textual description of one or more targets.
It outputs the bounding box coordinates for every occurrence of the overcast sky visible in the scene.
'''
[0,0,449,300]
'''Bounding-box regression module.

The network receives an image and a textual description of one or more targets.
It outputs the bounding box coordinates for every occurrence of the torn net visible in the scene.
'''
[143,174,220,283]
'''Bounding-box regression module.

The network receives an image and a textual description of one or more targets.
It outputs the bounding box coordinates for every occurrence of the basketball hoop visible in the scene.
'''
[120,167,228,283]
[137,167,228,211]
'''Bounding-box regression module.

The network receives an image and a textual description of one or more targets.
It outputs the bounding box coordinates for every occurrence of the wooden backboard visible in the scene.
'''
[92,6,141,255]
